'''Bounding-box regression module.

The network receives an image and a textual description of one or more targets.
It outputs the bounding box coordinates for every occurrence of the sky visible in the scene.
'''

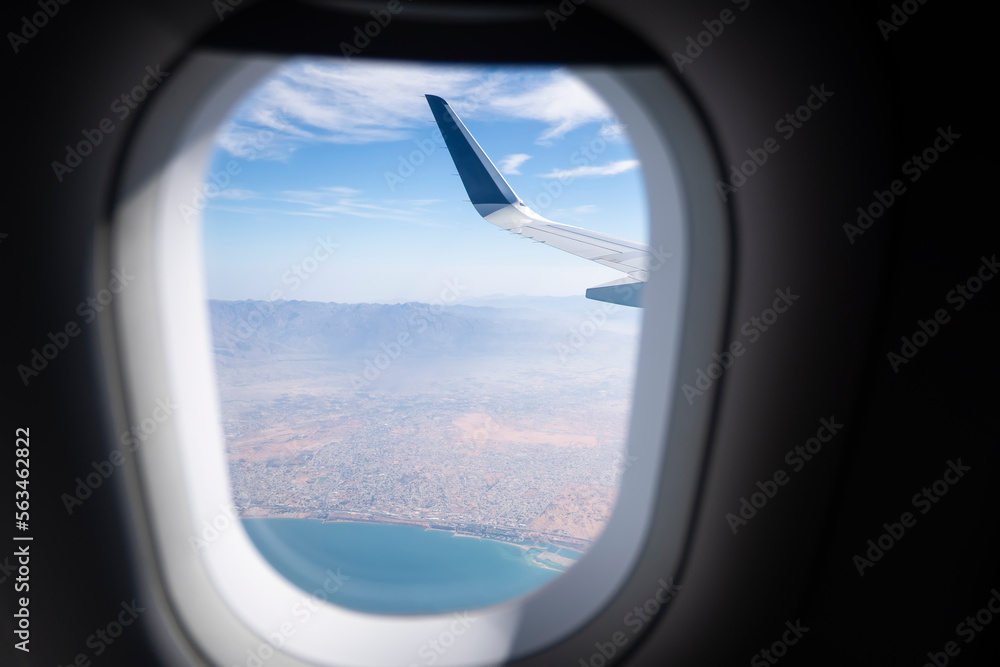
[201,58,649,304]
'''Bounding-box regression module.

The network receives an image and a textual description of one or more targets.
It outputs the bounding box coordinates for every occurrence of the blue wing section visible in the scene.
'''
[425,95,519,209]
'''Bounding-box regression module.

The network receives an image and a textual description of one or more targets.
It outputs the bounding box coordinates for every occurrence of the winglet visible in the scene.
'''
[426,94,650,308]
[586,277,645,308]
[425,95,521,215]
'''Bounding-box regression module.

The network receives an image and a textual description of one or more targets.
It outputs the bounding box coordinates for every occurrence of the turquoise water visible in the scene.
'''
[242,519,566,614]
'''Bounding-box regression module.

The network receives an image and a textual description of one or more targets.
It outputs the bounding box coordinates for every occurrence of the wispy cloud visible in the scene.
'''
[323,186,362,196]
[541,159,640,180]
[599,122,629,142]
[547,204,599,223]
[498,153,532,175]
[214,188,258,200]
[487,71,613,144]
[215,60,616,158]
[215,123,290,161]
[212,185,443,225]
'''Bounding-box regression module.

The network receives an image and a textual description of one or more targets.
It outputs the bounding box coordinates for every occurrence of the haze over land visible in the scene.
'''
[211,297,640,552]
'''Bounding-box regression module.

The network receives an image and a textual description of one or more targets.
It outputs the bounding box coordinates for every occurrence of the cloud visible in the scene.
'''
[486,71,613,144]
[264,187,443,224]
[598,122,629,142]
[498,153,532,174]
[214,188,258,200]
[204,183,443,225]
[204,204,336,219]
[214,60,617,157]
[547,204,599,222]
[322,186,362,196]
[215,124,289,161]
[540,159,640,180]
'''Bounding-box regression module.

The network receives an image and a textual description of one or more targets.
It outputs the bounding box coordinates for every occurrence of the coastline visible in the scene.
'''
[241,513,581,573]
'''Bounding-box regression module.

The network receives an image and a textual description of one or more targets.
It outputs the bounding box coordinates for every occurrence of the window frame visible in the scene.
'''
[107,50,728,666]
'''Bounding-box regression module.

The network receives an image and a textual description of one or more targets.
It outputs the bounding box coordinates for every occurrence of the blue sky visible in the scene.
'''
[201,58,649,304]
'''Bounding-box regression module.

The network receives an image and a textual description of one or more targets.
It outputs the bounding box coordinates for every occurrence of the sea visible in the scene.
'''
[242,518,575,614]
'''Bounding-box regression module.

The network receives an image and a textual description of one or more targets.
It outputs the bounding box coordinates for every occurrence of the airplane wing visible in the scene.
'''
[425,94,649,308]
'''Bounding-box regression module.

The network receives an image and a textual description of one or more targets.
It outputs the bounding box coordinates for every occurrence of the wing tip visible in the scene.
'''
[586,281,644,308]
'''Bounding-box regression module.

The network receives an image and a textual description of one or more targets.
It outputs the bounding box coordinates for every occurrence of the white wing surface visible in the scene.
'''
[425,94,649,307]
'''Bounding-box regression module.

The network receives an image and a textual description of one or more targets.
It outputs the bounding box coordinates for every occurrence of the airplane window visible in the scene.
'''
[200,57,649,614]
[109,42,710,665]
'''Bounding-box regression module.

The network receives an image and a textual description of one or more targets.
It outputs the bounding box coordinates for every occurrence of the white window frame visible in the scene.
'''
[107,52,728,666]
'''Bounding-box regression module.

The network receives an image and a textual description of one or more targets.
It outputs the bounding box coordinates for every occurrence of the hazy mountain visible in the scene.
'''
[209,299,641,363]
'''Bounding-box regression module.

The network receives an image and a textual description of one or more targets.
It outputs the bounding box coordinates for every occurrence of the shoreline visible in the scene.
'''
[241,514,581,572]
